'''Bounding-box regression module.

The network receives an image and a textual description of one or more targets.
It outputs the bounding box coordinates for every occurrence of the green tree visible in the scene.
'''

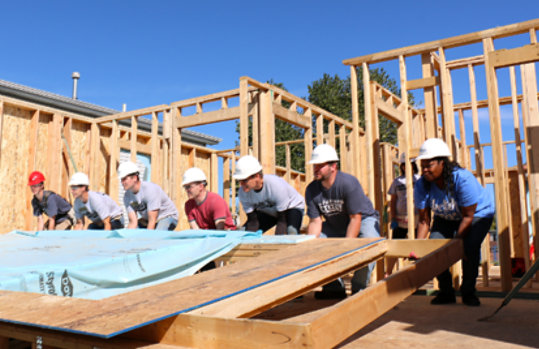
[307,67,413,145]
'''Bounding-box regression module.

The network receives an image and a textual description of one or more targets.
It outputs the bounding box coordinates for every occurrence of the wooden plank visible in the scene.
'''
[438,47,457,158]
[126,314,311,349]
[130,116,137,162]
[483,37,512,292]
[89,122,100,189]
[385,239,452,258]
[26,110,39,230]
[174,107,240,128]
[351,65,361,178]
[61,117,72,199]
[446,54,485,70]
[362,62,374,199]
[315,114,324,146]
[259,90,275,173]
[489,43,539,68]
[343,19,539,65]
[190,238,387,318]
[109,120,119,201]
[468,64,486,185]
[272,103,311,129]
[94,105,169,124]
[422,52,438,139]
[150,112,161,185]
[375,97,403,124]
[210,153,218,193]
[304,108,313,183]
[286,239,463,349]
[239,78,249,156]
[171,108,181,207]
[406,76,440,90]
[339,125,347,173]
[0,101,3,168]
[509,66,531,272]
[458,109,469,168]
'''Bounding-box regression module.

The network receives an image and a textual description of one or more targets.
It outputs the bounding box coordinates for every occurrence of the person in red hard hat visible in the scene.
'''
[28,171,75,231]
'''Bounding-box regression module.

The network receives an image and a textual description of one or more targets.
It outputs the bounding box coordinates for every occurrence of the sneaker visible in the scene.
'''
[431,292,456,305]
[462,294,481,306]
[314,289,347,300]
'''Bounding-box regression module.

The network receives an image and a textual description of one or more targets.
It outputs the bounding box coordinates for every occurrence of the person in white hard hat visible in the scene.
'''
[118,161,179,230]
[414,138,494,306]
[183,167,236,230]
[233,155,304,235]
[305,143,380,299]
[386,152,420,276]
[69,172,124,230]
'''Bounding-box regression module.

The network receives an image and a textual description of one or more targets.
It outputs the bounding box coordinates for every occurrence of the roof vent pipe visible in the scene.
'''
[71,72,80,99]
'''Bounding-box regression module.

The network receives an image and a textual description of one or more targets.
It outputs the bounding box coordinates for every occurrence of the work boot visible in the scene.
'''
[314,289,347,300]
[431,292,456,305]
[462,293,481,306]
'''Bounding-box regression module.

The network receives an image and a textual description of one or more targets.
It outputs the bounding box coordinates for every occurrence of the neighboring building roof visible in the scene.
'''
[0,79,221,146]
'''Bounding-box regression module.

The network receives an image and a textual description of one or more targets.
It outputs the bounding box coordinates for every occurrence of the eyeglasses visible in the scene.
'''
[183,182,199,190]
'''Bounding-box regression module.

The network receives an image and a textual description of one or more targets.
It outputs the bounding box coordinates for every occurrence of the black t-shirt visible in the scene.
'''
[305,171,378,236]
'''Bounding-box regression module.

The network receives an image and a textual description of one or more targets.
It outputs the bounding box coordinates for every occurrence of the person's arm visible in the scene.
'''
[127,211,138,229]
[346,213,362,238]
[417,207,431,239]
[102,216,112,231]
[457,204,477,239]
[214,219,225,230]
[275,211,287,235]
[147,210,159,230]
[48,216,56,230]
[189,220,200,229]
[307,216,323,237]
[244,211,259,232]
[74,218,84,230]
[37,215,44,231]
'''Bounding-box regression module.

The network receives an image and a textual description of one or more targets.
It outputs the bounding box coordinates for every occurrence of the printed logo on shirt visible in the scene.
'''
[129,201,147,212]
[430,197,462,220]
[79,206,99,221]
[318,199,344,217]
[253,199,276,210]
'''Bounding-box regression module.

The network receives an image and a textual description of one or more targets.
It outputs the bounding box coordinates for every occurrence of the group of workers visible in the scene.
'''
[28,137,494,307]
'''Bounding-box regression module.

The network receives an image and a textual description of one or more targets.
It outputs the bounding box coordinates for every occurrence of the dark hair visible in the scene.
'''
[400,162,418,176]
[436,157,462,197]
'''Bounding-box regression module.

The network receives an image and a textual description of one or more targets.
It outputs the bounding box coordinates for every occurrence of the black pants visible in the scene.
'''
[88,219,124,230]
[244,209,303,234]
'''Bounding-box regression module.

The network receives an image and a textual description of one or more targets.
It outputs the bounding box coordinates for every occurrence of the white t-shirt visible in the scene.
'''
[123,181,178,220]
[74,191,123,223]
[239,174,304,217]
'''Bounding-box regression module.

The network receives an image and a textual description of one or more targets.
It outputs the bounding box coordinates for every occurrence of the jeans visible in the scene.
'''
[322,215,381,293]
[430,216,493,296]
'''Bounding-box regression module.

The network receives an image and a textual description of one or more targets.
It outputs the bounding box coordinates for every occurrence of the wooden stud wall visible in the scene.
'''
[345,18,539,292]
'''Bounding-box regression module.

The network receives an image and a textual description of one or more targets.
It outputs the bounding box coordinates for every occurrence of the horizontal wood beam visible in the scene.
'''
[343,19,539,65]
[95,105,169,124]
[170,88,243,108]
[272,103,312,129]
[376,99,404,124]
[175,106,240,128]
[489,43,539,68]
[446,54,485,69]
[406,76,440,90]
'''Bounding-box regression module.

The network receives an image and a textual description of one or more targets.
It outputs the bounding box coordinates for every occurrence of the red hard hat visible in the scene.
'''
[28,171,45,186]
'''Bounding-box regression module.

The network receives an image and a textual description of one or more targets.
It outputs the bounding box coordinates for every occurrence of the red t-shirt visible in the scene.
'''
[184,192,236,230]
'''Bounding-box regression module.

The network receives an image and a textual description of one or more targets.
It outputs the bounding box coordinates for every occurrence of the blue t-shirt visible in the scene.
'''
[306,171,379,236]
[414,167,494,220]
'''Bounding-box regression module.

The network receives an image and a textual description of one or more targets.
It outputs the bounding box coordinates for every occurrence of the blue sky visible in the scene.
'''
[1,1,538,157]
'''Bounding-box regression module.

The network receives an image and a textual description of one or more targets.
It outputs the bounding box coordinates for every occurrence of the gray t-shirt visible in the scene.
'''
[74,191,123,224]
[305,171,378,237]
[123,181,179,220]
[388,174,420,228]
[239,174,305,217]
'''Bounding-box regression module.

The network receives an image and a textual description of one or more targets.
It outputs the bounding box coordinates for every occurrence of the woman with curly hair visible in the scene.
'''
[414,138,494,306]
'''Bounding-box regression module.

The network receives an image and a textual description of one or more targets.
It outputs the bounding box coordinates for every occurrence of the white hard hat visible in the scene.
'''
[68,172,89,186]
[415,138,451,161]
[118,161,140,179]
[182,167,207,186]
[309,144,339,164]
[233,155,263,180]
